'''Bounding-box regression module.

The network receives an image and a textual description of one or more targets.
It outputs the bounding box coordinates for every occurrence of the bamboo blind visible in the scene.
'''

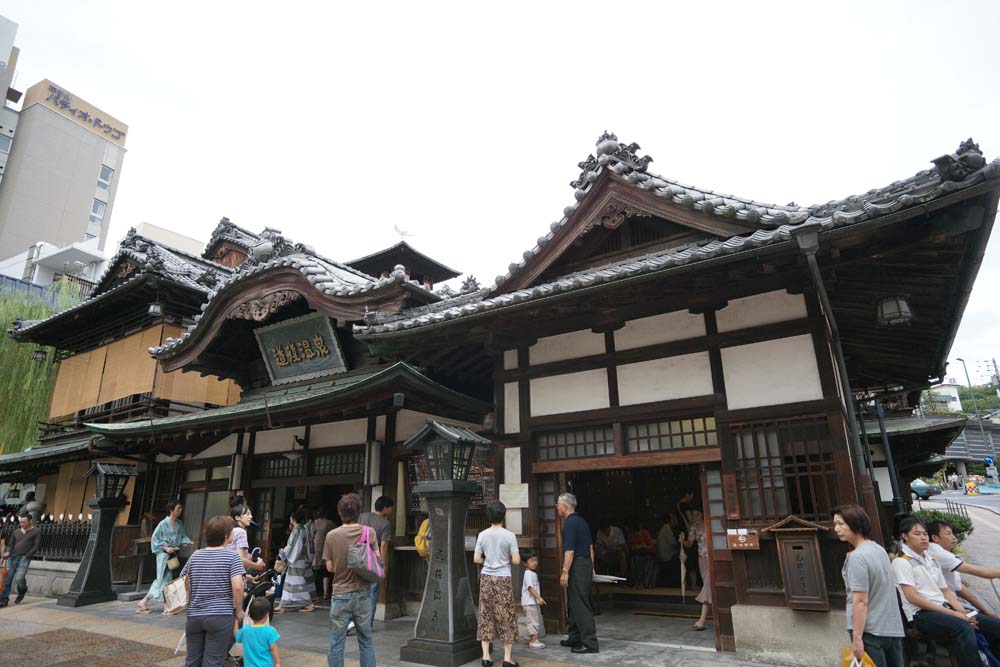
[49,347,107,417]
[97,328,161,405]
[154,325,241,406]
[48,324,242,419]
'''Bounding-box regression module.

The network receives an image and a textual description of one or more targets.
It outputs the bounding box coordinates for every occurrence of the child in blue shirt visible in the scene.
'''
[235,597,281,667]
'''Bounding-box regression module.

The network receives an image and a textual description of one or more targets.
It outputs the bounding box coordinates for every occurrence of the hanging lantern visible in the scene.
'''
[147,302,163,317]
[32,347,47,362]
[877,296,913,326]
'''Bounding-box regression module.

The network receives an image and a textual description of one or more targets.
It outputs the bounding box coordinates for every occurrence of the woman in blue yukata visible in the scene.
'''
[136,499,193,614]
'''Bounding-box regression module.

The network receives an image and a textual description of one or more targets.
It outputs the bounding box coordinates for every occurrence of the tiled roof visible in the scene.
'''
[203,217,262,258]
[355,136,1000,337]
[85,362,490,437]
[149,245,441,357]
[13,229,233,339]
[0,438,94,470]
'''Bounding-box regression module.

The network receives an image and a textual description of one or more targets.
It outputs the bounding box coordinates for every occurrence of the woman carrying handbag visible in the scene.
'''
[137,499,192,614]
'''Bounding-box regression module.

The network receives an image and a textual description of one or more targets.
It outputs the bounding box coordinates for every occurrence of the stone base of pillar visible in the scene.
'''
[400,638,481,667]
[58,589,118,607]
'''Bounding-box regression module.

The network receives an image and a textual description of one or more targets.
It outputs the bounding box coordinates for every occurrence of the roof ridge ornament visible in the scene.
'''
[932,138,986,182]
[569,131,654,189]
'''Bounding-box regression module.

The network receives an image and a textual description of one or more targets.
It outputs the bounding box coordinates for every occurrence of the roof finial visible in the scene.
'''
[595,131,619,156]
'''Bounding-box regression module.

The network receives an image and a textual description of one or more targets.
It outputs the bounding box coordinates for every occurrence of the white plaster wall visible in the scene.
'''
[193,434,238,460]
[716,290,807,333]
[253,426,306,454]
[504,382,520,434]
[529,329,605,365]
[721,334,824,410]
[529,369,610,416]
[310,418,368,447]
[616,352,714,406]
[615,310,706,351]
[395,409,481,442]
[503,349,518,370]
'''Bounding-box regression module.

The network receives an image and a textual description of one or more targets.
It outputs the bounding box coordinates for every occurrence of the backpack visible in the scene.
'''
[348,526,384,582]
[415,518,431,558]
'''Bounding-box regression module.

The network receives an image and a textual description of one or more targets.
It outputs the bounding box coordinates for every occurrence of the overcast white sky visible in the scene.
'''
[3,1,999,383]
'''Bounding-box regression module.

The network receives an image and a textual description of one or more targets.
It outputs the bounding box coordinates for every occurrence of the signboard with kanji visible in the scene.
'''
[254,312,347,385]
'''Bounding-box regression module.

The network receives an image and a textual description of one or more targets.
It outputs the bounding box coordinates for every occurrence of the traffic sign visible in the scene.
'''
[985,456,995,466]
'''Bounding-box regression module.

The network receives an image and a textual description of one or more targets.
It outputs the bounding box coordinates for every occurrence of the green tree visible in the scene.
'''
[0,280,82,454]
[956,383,1000,412]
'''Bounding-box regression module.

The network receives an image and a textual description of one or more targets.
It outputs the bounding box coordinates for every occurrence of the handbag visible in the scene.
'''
[348,526,384,583]
[166,555,181,571]
[163,576,188,615]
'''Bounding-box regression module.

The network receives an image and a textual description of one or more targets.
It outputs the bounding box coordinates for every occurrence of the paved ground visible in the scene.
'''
[0,597,773,667]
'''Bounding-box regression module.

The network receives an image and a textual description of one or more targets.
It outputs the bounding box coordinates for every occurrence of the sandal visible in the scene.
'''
[692,623,706,631]
[272,607,285,614]
[298,604,315,613]
[135,607,150,614]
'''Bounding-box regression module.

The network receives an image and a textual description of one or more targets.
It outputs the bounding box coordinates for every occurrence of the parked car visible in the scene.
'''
[911,479,942,500]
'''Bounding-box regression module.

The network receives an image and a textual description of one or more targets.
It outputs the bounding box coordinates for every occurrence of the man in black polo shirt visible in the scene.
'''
[557,493,598,654]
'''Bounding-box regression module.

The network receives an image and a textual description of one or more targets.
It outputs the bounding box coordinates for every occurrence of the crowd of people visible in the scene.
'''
[10,483,1000,667]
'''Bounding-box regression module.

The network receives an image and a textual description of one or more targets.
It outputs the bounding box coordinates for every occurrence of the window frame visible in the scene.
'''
[97,164,114,190]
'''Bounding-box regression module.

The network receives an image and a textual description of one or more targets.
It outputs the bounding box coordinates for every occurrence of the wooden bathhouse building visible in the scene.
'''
[2,134,998,663]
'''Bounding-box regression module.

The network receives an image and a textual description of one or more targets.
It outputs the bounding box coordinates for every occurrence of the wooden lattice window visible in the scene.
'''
[732,416,837,522]
[254,456,305,479]
[536,426,614,461]
[313,450,364,476]
[626,417,717,453]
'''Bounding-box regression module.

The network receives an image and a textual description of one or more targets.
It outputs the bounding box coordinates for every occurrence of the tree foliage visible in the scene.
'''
[0,281,81,454]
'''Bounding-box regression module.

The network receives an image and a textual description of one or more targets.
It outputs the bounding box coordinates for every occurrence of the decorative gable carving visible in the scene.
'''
[227,290,304,322]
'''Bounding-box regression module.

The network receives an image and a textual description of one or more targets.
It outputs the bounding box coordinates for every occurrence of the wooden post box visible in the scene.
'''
[763,515,830,611]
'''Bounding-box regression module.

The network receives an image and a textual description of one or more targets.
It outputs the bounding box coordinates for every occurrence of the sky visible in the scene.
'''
[2,1,999,383]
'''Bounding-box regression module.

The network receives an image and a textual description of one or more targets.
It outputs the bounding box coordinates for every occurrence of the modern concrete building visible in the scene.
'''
[0,73,128,258]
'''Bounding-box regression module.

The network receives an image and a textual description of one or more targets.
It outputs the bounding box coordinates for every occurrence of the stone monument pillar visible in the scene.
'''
[400,479,481,667]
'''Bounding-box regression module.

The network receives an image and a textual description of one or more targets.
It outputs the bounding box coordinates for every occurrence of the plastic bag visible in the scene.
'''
[841,647,876,667]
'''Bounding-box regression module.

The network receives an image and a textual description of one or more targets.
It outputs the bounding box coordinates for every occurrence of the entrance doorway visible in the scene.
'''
[536,464,722,648]
[253,482,359,560]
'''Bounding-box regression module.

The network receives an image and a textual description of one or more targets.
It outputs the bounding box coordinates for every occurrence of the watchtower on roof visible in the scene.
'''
[347,241,460,288]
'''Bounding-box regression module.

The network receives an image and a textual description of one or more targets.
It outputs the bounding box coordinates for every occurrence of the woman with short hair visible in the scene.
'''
[136,499,192,614]
[833,504,904,667]
[181,515,245,667]
[274,509,315,613]
[474,500,521,667]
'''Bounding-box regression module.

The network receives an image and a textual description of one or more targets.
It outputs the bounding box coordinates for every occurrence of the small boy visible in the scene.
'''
[521,552,546,649]
[235,598,281,667]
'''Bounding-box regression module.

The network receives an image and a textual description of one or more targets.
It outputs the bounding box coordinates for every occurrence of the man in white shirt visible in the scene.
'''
[926,520,1000,617]
[893,518,1000,665]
